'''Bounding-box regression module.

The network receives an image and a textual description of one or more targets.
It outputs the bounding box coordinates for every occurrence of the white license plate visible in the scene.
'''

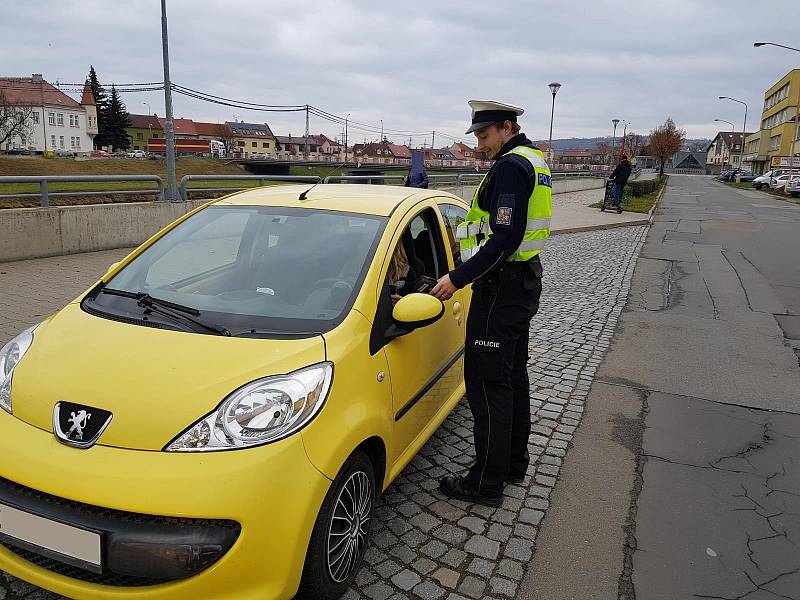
[0,501,101,567]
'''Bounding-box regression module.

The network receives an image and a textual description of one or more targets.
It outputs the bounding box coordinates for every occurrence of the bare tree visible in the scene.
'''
[219,124,238,157]
[649,117,686,176]
[0,91,34,149]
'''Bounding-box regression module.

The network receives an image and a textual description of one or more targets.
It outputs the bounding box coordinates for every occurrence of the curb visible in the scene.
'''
[647,175,668,224]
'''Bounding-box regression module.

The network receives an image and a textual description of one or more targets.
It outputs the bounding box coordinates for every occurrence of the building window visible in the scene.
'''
[251,141,257,147]
[32,112,40,124]
[69,115,74,127]
[57,113,64,126]
[137,132,143,140]
[51,135,56,148]
[770,135,782,151]
[237,141,245,147]
[59,136,65,148]
[263,142,269,148]
[74,115,79,128]
[48,112,55,125]
[70,136,74,147]
[75,137,80,149]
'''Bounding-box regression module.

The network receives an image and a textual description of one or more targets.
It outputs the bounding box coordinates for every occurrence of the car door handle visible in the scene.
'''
[452,301,462,323]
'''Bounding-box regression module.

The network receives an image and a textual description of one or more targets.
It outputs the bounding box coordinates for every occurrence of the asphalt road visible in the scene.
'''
[524,175,800,599]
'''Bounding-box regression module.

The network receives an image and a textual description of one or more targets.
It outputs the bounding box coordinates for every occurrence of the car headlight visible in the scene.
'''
[0,326,36,414]
[165,362,333,452]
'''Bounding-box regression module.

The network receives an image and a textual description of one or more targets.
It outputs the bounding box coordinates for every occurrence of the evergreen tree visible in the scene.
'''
[105,85,132,151]
[87,66,111,148]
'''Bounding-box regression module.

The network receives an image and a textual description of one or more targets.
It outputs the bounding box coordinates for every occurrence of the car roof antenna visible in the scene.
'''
[298,180,321,201]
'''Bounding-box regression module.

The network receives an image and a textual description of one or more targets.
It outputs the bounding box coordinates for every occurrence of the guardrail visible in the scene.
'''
[179,175,320,202]
[0,175,165,207]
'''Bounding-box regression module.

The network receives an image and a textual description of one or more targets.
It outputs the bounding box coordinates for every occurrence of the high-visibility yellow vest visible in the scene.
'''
[456,146,552,262]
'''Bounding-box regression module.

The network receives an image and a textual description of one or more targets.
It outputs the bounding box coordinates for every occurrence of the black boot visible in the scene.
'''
[439,476,503,507]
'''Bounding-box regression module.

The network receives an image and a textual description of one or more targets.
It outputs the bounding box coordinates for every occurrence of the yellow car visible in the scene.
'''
[0,184,471,600]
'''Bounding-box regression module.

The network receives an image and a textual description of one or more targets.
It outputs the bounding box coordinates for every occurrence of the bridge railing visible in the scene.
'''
[0,175,165,207]
[178,175,320,202]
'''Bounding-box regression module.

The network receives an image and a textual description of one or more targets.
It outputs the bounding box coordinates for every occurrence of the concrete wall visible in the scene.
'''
[0,200,207,263]
[0,178,605,263]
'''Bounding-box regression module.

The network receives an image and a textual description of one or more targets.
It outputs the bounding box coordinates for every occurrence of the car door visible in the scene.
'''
[380,205,466,474]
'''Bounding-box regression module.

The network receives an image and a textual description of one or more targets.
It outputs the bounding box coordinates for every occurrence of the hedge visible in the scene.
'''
[627,175,666,197]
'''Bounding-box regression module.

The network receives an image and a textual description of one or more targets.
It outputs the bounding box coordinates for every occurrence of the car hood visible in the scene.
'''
[11,304,326,451]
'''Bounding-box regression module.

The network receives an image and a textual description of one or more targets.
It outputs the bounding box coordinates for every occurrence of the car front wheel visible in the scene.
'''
[296,450,375,600]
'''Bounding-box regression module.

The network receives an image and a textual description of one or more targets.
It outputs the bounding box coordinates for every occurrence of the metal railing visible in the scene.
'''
[179,175,320,202]
[0,175,165,207]
[323,175,406,184]
[0,171,610,209]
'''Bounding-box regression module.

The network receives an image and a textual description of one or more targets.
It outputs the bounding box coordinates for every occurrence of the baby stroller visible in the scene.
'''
[600,178,616,212]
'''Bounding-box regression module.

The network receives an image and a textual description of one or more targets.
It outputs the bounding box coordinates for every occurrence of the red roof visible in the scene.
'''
[386,143,411,158]
[158,117,197,136]
[80,80,95,105]
[559,149,592,157]
[0,76,80,108]
[194,122,230,137]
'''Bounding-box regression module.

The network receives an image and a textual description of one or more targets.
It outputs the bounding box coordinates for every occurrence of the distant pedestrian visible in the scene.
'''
[405,150,429,188]
[609,156,632,214]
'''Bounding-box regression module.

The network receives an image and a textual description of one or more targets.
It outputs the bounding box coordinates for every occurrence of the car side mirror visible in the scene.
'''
[387,293,444,339]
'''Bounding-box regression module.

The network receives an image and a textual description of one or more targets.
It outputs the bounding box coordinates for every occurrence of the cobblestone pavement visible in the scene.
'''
[0,224,648,599]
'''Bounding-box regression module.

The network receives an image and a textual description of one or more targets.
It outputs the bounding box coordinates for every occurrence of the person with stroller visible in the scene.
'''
[609,155,632,214]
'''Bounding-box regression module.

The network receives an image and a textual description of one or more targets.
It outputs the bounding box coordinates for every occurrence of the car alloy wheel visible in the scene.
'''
[297,450,375,600]
[327,470,372,582]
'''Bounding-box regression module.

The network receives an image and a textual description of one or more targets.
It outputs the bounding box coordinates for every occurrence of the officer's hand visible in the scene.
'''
[431,275,456,301]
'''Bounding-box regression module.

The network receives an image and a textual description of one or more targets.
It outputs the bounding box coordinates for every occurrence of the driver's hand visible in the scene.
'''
[391,293,402,305]
[431,274,456,301]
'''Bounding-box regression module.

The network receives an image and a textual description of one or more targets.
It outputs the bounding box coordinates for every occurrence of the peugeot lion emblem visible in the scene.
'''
[53,401,113,449]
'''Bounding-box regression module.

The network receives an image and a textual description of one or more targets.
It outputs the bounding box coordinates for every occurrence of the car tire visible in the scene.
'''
[296,450,375,600]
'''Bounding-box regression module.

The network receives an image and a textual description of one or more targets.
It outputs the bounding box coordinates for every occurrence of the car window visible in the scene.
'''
[438,203,468,267]
[90,206,385,334]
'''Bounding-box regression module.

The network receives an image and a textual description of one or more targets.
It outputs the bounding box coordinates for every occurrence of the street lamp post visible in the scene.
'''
[547,82,561,165]
[718,96,748,178]
[142,102,152,150]
[611,118,620,166]
[713,118,735,169]
[345,113,350,163]
[619,120,630,159]
[160,0,177,202]
[754,42,800,184]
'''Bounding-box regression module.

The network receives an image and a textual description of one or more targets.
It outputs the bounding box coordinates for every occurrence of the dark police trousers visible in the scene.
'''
[463,259,542,498]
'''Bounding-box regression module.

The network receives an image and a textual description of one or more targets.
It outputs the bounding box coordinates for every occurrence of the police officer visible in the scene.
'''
[431,100,552,507]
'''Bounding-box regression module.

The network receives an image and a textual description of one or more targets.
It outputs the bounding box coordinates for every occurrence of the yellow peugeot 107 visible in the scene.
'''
[0,183,472,600]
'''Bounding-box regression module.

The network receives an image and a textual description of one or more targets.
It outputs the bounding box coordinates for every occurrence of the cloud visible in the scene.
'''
[1,0,797,143]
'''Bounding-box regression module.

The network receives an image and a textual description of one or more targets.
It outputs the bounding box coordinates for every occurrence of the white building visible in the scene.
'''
[0,74,97,155]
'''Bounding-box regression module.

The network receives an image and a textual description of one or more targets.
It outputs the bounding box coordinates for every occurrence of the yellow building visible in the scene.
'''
[752,69,800,174]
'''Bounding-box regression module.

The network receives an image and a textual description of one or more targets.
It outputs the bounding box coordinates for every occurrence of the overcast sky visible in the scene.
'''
[2,0,798,146]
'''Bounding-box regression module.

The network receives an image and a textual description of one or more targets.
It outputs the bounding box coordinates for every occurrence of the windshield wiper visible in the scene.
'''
[99,287,231,336]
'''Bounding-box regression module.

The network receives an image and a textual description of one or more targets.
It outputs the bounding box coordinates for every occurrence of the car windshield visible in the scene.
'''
[84,206,385,336]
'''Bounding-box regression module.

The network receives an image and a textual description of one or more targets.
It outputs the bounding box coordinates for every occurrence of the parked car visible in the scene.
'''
[90,149,110,158]
[5,148,31,155]
[125,150,146,158]
[786,177,800,197]
[752,169,787,189]
[54,148,75,158]
[250,152,267,159]
[769,174,798,189]
[738,171,756,182]
[0,184,472,600]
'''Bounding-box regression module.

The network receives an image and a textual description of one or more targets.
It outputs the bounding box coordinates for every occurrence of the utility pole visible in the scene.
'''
[304,105,310,158]
[380,119,384,143]
[160,0,177,202]
[345,113,350,164]
[432,130,435,149]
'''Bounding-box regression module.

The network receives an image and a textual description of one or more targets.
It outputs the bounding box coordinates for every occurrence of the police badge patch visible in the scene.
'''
[496,206,512,226]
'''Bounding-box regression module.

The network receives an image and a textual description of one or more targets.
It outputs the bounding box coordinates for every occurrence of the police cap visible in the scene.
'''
[466,100,524,134]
